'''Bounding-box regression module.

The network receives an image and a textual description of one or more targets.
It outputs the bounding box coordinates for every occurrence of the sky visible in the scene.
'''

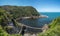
[0,0,60,12]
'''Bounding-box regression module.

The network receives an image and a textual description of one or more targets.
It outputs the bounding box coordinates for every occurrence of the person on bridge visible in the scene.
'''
[21,26,26,36]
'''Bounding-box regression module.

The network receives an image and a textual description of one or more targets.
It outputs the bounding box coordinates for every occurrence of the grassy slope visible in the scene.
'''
[0,8,22,36]
[38,17,60,36]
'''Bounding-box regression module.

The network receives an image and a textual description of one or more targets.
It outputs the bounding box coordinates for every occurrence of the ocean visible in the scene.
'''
[40,12,60,20]
[19,12,60,27]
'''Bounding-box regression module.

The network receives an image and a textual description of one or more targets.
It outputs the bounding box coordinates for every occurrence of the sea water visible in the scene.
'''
[19,12,60,33]
[19,12,60,27]
[40,12,60,20]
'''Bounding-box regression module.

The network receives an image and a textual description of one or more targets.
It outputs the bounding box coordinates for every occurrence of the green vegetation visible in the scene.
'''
[0,8,21,36]
[0,25,21,36]
[0,5,40,36]
[38,17,60,36]
[0,25,8,36]
[0,5,60,36]
[0,5,40,19]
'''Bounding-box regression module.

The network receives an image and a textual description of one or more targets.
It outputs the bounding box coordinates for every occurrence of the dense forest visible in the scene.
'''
[0,5,40,19]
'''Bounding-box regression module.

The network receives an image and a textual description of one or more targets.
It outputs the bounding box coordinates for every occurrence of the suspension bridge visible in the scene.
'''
[2,12,49,36]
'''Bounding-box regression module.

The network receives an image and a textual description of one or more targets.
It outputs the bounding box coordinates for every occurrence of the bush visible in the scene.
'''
[38,17,60,36]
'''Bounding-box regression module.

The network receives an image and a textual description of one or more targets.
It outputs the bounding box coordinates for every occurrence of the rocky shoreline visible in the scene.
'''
[16,15,48,20]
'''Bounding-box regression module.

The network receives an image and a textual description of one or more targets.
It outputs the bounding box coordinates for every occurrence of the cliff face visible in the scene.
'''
[0,5,40,19]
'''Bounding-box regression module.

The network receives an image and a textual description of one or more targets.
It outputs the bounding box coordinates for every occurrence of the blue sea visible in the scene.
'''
[40,12,60,20]
[20,12,60,27]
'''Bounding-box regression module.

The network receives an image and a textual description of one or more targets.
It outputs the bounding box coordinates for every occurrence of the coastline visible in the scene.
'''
[16,15,48,20]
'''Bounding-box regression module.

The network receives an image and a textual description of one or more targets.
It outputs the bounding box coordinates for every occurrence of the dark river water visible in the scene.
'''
[19,18,51,28]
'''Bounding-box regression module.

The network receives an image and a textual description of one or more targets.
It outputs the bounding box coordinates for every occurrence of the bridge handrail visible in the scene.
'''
[14,20,42,29]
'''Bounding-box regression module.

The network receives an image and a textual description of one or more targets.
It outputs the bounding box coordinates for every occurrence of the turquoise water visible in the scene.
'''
[40,12,60,20]
[20,12,60,27]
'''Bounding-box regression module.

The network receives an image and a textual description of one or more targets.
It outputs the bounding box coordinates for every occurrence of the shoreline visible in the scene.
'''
[16,15,48,20]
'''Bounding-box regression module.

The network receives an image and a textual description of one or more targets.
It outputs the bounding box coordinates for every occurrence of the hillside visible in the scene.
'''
[0,5,60,36]
[38,17,60,36]
[0,6,40,36]
[0,5,40,19]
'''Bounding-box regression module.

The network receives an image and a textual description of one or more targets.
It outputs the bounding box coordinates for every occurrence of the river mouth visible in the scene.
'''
[17,18,52,33]
[8,12,60,34]
[19,18,52,27]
